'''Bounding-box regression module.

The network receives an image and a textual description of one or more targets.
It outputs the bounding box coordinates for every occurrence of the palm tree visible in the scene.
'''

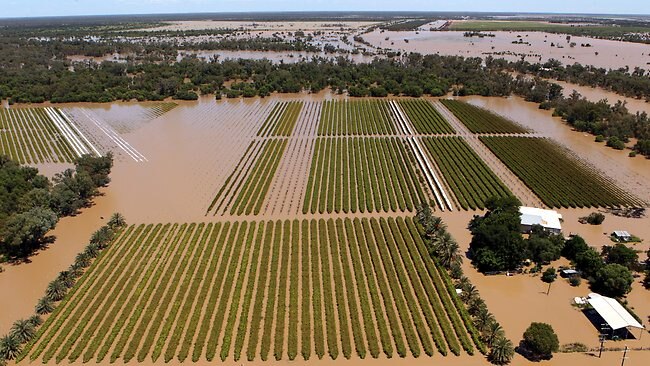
[432,231,462,269]
[474,307,494,333]
[483,319,505,347]
[84,242,100,258]
[468,296,486,317]
[456,276,471,291]
[28,315,42,327]
[108,212,126,229]
[10,319,35,344]
[57,270,75,289]
[0,335,21,360]
[461,284,479,303]
[75,252,91,268]
[46,279,67,302]
[489,335,515,365]
[90,226,114,249]
[35,297,54,315]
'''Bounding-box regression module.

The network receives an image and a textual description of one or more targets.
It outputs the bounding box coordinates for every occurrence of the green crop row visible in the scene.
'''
[0,107,78,163]
[480,136,643,207]
[302,137,427,214]
[423,137,511,210]
[440,99,529,134]
[257,101,303,136]
[22,219,478,363]
[318,100,396,136]
[228,139,288,215]
[397,99,455,134]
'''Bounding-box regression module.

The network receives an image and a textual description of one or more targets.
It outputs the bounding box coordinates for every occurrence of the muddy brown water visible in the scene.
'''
[364,30,650,70]
[1,93,649,365]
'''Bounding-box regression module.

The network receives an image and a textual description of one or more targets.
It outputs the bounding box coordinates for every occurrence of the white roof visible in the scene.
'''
[613,230,631,237]
[519,207,562,231]
[587,295,644,330]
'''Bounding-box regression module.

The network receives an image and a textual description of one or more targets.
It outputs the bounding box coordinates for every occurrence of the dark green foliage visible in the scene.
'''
[583,212,605,225]
[593,264,634,297]
[35,297,54,315]
[0,154,112,258]
[468,196,526,272]
[0,335,21,360]
[488,336,514,365]
[602,243,638,269]
[541,268,557,283]
[10,319,36,344]
[527,226,564,265]
[562,235,589,260]
[575,248,604,277]
[521,323,559,360]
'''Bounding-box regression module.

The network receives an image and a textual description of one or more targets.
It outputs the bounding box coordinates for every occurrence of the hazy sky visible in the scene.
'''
[2,0,649,18]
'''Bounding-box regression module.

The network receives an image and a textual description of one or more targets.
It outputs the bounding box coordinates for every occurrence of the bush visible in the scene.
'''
[569,276,581,287]
[606,136,625,150]
[595,135,605,142]
[629,151,637,157]
[521,322,559,360]
[582,212,605,225]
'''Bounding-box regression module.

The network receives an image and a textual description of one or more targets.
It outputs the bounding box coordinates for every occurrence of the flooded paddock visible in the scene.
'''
[1,93,649,365]
[363,30,650,70]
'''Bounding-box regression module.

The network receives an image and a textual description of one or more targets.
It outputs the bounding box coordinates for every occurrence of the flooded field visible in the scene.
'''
[363,30,650,69]
[1,93,649,365]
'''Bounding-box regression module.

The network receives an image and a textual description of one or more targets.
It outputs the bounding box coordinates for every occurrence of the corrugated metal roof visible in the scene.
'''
[587,295,644,330]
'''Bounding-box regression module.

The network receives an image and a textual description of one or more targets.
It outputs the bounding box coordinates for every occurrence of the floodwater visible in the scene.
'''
[2,93,649,366]
[363,30,650,70]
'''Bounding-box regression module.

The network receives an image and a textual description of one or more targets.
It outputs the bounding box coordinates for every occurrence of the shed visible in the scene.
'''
[560,269,579,278]
[586,294,644,338]
[612,231,631,242]
[519,207,562,234]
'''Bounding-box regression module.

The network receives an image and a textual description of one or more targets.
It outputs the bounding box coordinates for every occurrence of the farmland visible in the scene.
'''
[208,138,288,215]
[422,137,511,210]
[19,217,481,363]
[318,100,397,136]
[480,136,643,208]
[0,107,97,164]
[440,99,529,134]
[396,99,455,135]
[258,101,303,137]
[303,137,429,214]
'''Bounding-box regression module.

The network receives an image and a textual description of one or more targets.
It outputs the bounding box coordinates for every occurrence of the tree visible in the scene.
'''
[45,279,67,302]
[593,264,633,297]
[603,243,638,269]
[584,212,605,225]
[575,248,603,277]
[483,319,505,347]
[107,212,126,229]
[27,315,42,327]
[522,322,559,360]
[489,335,515,365]
[541,267,557,295]
[35,297,54,315]
[0,207,57,257]
[562,235,589,260]
[0,335,20,360]
[469,196,526,272]
[9,319,35,344]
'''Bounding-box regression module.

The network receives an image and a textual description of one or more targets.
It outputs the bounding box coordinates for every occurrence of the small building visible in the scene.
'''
[519,207,563,234]
[586,293,644,339]
[612,230,632,242]
[560,269,579,278]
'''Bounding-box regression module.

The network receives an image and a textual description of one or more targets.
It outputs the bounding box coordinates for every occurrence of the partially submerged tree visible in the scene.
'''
[521,322,559,360]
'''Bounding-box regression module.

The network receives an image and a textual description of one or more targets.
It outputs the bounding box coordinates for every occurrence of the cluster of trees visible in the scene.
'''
[416,204,515,365]
[468,197,640,297]
[0,153,113,259]
[0,215,126,365]
[563,236,636,297]
[468,196,565,272]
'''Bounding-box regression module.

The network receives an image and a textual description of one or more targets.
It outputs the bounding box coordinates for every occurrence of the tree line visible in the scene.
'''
[0,153,113,260]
